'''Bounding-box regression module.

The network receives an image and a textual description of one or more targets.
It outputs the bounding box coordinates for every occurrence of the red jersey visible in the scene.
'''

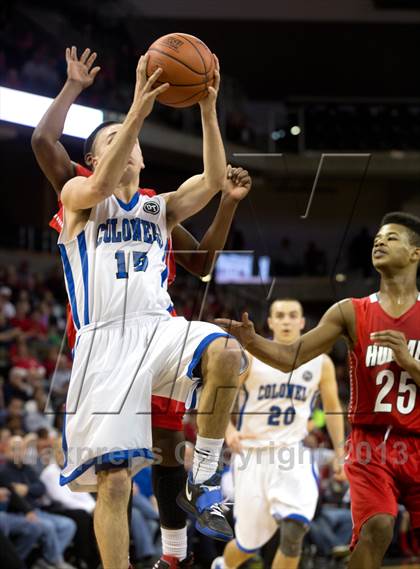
[349,293,420,433]
[49,163,177,350]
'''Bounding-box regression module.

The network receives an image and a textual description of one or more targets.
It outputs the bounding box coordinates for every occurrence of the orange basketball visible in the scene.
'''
[146,33,215,108]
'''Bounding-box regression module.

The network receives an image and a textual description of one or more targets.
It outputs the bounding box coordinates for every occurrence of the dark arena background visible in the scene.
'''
[0,1,420,568]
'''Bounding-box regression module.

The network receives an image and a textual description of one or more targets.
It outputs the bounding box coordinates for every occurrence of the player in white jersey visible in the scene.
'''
[58,54,247,569]
[212,299,346,569]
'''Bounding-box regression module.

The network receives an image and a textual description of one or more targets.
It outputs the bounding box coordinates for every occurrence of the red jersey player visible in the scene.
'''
[217,212,420,569]
[32,47,252,569]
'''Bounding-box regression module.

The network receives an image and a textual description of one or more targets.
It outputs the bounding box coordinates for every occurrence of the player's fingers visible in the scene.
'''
[151,82,170,97]
[71,46,77,60]
[213,53,220,72]
[215,318,240,329]
[242,312,250,324]
[145,67,163,91]
[90,66,101,79]
[65,47,71,63]
[227,164,233,178]
[240,176,252,188]
[212,69,220,92]
[136,54,147,79]
[230,167,242,179]
[80,48,91,64]
[86,52,97,70]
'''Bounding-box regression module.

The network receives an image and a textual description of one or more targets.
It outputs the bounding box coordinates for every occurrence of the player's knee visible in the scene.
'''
[206,337,241,382]
[279,519,308,558]
[98,468,131,503]
[361,514,395,548]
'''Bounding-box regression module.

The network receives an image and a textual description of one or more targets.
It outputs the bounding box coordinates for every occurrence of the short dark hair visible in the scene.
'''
[380,211,420,246]
[269,298,303,316]
[83,121,120,160]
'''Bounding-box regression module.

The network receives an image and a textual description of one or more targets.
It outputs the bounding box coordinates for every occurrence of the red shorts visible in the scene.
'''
[151,395,185,431]
[345,426,420,549]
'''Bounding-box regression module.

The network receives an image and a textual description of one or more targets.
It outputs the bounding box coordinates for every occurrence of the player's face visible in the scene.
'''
[268,300,305,344]
[91,124,145,176]
[372,224,420,272]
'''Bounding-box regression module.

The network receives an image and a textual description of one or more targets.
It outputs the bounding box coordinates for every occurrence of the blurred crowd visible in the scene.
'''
[0,17,255,147]
[0,259,416,569]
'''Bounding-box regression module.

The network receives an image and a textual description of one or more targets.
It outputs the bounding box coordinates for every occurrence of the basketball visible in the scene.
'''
[146,33,215,108]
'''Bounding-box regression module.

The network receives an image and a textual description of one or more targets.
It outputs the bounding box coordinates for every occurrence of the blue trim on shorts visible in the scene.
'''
[77,231,90,326]
[235,538,259,554]
[62,412,68,470]
[311,461,320,487]
[161,266,168,287]
[237,383,249,431]
[58,243,80,329]
[60,448,154,486]
[284,513,311,526]
[186,332,230,379]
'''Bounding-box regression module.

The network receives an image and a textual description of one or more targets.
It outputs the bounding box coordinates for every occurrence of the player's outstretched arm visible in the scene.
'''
[61,55,169,211]
[216,300,352,372]
[165,56,225,228]
[31,47,100,196]
[319,355,347,481]
[173,166,251,277]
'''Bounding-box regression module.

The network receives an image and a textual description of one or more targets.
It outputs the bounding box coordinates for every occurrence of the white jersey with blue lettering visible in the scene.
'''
[237,353,325,448]
[58,192,172,330]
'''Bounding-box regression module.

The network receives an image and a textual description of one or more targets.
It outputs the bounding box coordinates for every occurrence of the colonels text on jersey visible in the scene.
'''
[49,163,176,345]
[349,294,420,432]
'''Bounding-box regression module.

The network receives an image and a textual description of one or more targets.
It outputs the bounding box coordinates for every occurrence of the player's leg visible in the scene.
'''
[212,539,254,568]
[212,451,273,568]
[345,428,399,569]
[94,467,132,569]
[271,519,308,569]
[190,336,241,483]
[348,514,395,569]
[152,427,193,568]
[177,336,242,540]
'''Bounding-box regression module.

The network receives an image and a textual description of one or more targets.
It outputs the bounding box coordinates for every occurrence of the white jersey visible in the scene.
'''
[237,353,324,448]
[58,193,172,331]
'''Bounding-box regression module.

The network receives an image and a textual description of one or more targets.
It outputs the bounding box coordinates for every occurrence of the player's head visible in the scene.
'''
[373,212,420,274]
[267,298,305,344]
[84,121,145,176]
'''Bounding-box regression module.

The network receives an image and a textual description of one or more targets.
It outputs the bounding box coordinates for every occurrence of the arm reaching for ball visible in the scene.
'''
[165,56,226,228]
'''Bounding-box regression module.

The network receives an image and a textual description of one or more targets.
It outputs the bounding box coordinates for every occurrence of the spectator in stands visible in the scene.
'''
[348,227,373,278]
[8,339,46,401]
[0,484,44,564]
[0,428,11,464]
[304,240,328,276]
[3,398,26,435]
[21,46,60,94]
[0,286,16,319]
[0,436,77,569]
[275,237,301,275]
[45,349,71,410]
[40,438,100,568]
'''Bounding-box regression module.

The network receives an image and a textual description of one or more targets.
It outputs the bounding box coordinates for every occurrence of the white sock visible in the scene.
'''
[161,527,187,561]
[192,436,224,484]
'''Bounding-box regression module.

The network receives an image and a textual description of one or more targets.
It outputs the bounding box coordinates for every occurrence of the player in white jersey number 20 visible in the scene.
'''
[58,54,248,569]
[212,299,346,569]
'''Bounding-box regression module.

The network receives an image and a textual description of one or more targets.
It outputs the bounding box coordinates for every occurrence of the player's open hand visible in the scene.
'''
[371,330,413,370]
[215,312,256,348]
[66,47,101,90]
[132,54,170,120]
[224,165,252,202]
[199,54,220,112]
